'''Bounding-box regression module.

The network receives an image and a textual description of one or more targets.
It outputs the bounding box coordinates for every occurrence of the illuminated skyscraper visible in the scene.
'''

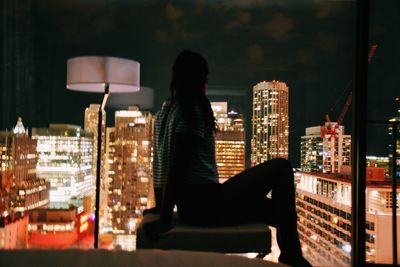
[32,124,93,208]
[211,102,245,181]
[251,81,289,165]
[108,107,153,232]
[301,124,351,173]
[84,104,106,214]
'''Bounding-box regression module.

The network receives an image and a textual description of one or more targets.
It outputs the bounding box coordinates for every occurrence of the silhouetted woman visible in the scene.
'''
[143,50,312,267]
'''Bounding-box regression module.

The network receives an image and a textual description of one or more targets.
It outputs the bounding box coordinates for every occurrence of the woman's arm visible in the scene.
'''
[143,132,202,239]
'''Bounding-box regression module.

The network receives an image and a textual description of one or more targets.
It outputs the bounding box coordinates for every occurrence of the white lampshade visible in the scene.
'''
[66,56,140,93]
[107,86,154,110]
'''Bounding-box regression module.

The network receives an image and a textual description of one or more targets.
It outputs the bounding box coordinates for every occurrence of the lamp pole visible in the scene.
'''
[94,83,110,248]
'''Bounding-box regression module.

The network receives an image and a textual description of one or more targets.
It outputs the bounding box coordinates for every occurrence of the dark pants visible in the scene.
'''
[177,158,302,258]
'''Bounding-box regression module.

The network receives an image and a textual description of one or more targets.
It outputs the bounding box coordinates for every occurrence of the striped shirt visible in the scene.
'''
[153,99,219,188]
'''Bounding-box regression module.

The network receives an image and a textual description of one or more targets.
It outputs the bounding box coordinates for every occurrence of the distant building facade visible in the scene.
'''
[251,81,289,165]
[367,156,390,177]
[301,124,351,174]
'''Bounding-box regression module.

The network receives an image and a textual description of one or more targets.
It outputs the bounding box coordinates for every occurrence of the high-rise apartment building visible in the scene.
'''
[301,123,351,173]
[296,171,400,265]
[251,81,289,165]
[211,102,245,180]
[32,124,93,208]
[107,108,153,232]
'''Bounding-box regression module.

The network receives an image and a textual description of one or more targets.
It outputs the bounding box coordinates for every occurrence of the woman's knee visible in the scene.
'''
[255,158,291,170]
[269,158,292,168]
[267,158,294,181]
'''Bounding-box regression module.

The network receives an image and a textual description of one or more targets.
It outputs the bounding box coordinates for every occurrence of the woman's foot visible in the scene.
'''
[279,254,313,267]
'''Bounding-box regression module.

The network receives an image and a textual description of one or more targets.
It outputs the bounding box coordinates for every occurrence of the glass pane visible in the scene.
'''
[366,0,400,264]
[1,1,358,266]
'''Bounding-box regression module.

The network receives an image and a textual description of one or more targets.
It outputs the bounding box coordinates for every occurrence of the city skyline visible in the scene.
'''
[0,96,398,264]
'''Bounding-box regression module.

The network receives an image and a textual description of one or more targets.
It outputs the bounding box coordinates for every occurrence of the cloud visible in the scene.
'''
[316,32,339,52]
[154,24,204,44]
[225,10,252,31]
[246,44,265,64]
[154,29,171,43]
[296,47,317,66]
[165,3,184,21]
[263,13,294,41]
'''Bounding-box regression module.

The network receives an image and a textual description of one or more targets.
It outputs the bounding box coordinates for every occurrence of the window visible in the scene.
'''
[4,0,397,266]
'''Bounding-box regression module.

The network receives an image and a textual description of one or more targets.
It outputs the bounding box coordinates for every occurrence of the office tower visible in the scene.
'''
[108,107,153,232]
[301,123,351,173]
[251,81,289,166]
[211,102,246,181]
[84,104,106,210]
[32,124,94,209]
[388,116,400,178]
[296,170,400,265]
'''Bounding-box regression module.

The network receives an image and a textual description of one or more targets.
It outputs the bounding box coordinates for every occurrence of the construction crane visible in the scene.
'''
[322,44,378,137]
[320,44,377,173]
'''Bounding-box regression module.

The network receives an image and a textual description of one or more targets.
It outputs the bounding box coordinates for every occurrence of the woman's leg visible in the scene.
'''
[143,187,163,215]
[222,158,309,265]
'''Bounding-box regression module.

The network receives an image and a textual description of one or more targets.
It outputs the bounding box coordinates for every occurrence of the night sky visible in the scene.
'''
[29,0,399,167]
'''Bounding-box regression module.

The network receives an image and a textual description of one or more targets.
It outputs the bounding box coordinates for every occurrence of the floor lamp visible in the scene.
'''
[66,56,140,248]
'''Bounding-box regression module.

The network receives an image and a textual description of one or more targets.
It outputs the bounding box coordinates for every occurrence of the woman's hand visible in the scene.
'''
[143,219,172,240]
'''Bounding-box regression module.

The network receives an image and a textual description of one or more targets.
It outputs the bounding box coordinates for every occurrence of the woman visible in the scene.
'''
[143,50,312,267]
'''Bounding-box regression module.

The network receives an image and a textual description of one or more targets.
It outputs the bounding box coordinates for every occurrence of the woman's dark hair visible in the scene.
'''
[170,50,216,131]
